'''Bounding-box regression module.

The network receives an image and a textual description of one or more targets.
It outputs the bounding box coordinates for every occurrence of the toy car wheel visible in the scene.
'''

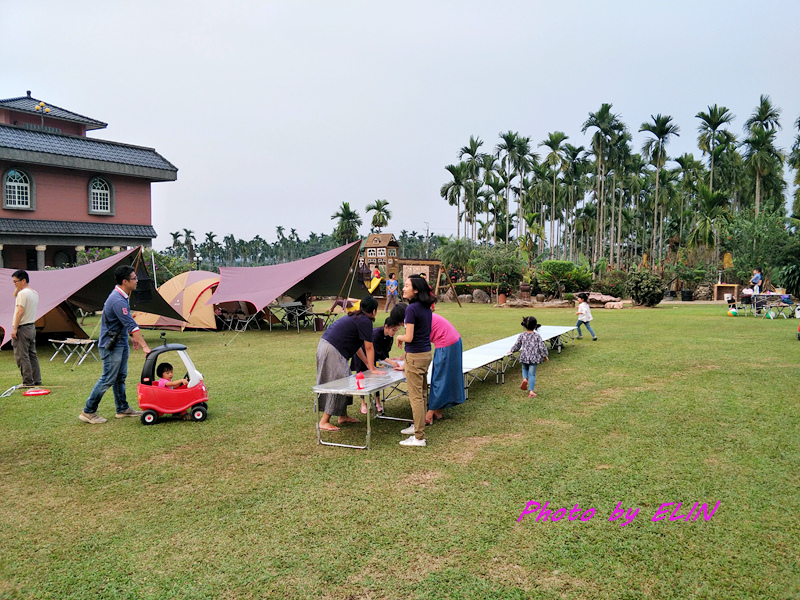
[190,405,207,422]
[141,410,159,425]
[199,402,208,409]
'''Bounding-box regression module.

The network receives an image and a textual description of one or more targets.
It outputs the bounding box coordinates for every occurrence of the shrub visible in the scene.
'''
[594,269,627,296]
[536,260,591,297]
[625,270,665,307]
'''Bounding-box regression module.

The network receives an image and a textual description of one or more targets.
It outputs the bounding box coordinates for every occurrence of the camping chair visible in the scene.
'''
[738,294,753,316]
[776,295,795,319]
[724,294,739,311]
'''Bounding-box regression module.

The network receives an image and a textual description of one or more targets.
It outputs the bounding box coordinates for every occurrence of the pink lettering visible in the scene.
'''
[551,508,566,522]
[536,501,552,522]
[568,504,582,521]
[669,502,687,521]
[580,508,595,521]
[652,503,675,522]
[692,501,720,521]
[517,501,540,522]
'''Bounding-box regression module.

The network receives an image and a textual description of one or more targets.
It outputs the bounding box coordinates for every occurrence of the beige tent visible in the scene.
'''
[135,270,220,330]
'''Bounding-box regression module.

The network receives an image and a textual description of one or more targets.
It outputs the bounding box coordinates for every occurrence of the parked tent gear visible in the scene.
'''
[135,270,220,331]
[0,247,184,347]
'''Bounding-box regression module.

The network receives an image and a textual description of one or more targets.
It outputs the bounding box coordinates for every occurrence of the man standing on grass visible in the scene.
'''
[10,270,41,387]
[79,265,150,424]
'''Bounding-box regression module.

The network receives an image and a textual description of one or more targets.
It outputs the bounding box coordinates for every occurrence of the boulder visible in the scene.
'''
[442,287,457,302]
[458,294,474,303]
[472,289,491,303]
[604,301,624,309]
[695,283,713,301]
[585,292,622,306]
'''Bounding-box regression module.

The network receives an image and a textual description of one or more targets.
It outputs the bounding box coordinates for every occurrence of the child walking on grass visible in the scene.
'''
[575,292,597,340]
[508,316,549,398]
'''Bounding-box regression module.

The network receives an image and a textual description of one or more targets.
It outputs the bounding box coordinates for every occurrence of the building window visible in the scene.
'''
[366,248,376,257]
[377,248,386,257]
[3,168,34,210]
[88,177,114,215]
[388,248,397,257]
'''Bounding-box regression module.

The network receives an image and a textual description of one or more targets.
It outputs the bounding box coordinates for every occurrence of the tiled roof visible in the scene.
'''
[0,94,107,129]
[0,125,177,172]
[0,218,156,238]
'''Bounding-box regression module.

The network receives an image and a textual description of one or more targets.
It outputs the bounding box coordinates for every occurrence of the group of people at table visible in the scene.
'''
[315,275,464,447]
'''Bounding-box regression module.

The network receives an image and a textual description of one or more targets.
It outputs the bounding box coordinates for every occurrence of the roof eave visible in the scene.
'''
[0,147,177,182]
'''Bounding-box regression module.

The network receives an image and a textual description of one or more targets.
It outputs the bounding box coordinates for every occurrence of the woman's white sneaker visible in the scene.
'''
[399,436,426,447]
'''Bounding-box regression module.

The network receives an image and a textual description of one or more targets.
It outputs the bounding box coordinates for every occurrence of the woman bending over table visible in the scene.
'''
[316,296,384,432]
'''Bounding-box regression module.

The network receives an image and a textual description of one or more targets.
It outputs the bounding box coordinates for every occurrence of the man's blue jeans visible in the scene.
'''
[84,342,130,414]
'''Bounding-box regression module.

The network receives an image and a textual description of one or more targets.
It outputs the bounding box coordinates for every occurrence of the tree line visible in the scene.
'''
[438,95,800,284]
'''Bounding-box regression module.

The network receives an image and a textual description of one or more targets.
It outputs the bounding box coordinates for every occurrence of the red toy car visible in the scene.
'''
[137,343,209,425]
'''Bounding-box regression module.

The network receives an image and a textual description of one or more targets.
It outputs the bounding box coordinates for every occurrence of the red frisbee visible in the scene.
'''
[23,388,50,396]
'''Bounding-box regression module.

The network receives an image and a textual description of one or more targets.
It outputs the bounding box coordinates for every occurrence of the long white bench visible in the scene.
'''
[428,325,577,399]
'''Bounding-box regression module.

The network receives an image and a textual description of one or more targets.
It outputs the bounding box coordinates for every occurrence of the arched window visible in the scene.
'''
[3,169,33,209]
[88,177,114,215]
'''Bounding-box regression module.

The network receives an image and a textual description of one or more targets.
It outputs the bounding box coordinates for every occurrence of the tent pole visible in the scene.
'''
[330,243,362,312]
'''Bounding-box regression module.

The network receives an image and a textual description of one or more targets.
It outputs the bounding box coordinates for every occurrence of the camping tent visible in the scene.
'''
[135,270,220,330]
[0,248,184,346]
[208,241,361,313]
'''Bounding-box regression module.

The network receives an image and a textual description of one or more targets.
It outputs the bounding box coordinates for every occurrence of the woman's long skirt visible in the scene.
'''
[316,339,352,416]
[427,338,465,411]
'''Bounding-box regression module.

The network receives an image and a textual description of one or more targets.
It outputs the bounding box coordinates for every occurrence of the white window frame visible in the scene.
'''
[366,248,376,257]
[88,177,115,215]
[2,168,34,210]
[388,248,397,257]
[377,248,386,257]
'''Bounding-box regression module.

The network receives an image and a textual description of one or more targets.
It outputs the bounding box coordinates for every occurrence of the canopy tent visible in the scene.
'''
[0,247,184,347]
[208,241,361,313]
[135,270,220,331]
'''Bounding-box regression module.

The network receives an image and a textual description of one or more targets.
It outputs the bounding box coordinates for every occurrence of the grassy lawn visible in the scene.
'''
[1,302,798,599]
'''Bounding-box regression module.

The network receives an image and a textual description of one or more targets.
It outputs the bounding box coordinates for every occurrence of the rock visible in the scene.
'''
[536,294,546,303]
[458,294,473,303]
[437,294,451,303]
[584,292,622,306]
[695,283,713,301]
[443,287,457,302]
[472,289,491,303]
[604,301,624,309]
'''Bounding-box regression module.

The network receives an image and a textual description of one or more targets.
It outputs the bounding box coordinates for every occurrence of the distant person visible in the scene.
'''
[508,316,549,398]
[384,272,399,313]
[10,270,41,387]
[156,362,188,389]
[80,265,151,424]
[316,296,385,432]
[575,292,597,341]
[750,268,763,294]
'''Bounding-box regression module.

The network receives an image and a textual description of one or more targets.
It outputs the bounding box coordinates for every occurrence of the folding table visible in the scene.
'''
[313,369,408,449]
[48,338,99,366]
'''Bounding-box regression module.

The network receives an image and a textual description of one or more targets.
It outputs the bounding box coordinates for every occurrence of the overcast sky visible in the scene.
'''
[3,0,799,251]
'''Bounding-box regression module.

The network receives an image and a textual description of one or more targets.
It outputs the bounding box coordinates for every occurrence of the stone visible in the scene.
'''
[472,289,491,303]
[458,294,474,303]
[604,301,624,309]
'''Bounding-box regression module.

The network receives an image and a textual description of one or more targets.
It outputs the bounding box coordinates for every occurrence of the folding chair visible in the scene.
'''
[739,294,753,316]
[776,295,795,319]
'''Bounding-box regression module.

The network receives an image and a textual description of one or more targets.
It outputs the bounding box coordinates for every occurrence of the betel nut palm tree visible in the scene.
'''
[539,131,569,256]
[639,113,680,262]
[696,104,734,193]
[331,201,362,244]
[458,135,486,243]
[365,199,391,232]
[440,162,468,238]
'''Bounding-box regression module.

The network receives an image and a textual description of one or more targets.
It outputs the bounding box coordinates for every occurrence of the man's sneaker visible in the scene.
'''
[79,411,108,424]
[400,424,416,435]
[115,408,144,418]
[399,435,426,447]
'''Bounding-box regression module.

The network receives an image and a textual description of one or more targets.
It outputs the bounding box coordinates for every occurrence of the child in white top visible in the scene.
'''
[508,316,549,398]
[575,293,597,340]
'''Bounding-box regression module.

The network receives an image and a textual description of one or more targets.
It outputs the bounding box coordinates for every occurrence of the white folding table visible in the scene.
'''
[312,369,409,449]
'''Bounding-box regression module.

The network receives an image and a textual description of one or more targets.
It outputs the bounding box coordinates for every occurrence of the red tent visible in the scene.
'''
[208,241,361,312]
[0,248,184,346]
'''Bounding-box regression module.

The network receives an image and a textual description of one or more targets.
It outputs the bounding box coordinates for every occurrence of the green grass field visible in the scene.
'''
[1,303,798,599]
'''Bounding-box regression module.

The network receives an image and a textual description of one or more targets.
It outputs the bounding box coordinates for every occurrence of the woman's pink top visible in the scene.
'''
[430,313,461,349]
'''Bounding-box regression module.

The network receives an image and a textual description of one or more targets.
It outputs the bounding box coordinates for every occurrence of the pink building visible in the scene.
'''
[0,91,177,270]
